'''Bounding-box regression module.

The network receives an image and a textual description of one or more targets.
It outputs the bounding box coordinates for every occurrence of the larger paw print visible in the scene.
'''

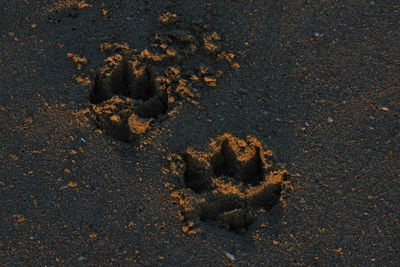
[175,134,287,233]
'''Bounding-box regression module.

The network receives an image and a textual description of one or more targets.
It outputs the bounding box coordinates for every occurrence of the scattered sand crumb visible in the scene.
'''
[75,76,91,86]
[191,75,200,82]
[67,181,77,188]
[203,32,221,53]
[203,77,217,87]
[158,12,179,25]
[175,79,195,98]
[218,52,235,63]
[139,48,176,61]
[165,67,181,81]
[13,215,26,225]
[89,233,97,239]
[51,0,91,11]
[140,49,165,62]
[100,42,130,52]
[166,49,177,57]
[77,1,91,9]
[67,53,87,64]
[231,63,240,70]
[67,53,87,70]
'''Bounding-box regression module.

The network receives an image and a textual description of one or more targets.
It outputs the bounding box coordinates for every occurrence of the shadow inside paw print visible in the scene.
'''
[89,57,168,142]
[179,134,287,233]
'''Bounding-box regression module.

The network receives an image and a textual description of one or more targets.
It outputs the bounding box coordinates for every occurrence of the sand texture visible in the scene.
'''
[0,0,399,266]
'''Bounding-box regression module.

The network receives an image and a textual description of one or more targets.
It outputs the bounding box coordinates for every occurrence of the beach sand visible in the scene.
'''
[1,0,399,265]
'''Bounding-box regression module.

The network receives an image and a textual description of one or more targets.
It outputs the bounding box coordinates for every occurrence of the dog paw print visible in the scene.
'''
[84,16,239,143]
[89,56,168,142]
[175,134,287,233]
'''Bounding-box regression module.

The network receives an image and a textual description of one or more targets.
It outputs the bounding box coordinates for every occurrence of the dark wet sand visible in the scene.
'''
[1,1,399,265]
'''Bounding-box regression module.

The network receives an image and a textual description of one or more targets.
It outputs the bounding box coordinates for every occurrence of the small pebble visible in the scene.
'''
[299,197,306,204]
[225,251,235,261]
[327,117,334,123]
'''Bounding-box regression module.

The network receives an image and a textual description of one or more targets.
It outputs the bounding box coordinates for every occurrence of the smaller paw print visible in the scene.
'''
[89,56,168,142]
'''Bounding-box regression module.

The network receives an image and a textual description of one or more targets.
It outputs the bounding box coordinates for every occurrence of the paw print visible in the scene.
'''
[178,134,287,232]
[89,56,168,142]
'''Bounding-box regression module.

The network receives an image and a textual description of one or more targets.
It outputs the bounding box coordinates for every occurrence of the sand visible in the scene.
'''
[0,0,399,265]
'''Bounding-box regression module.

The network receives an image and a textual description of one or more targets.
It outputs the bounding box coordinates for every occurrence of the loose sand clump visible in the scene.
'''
[171,134,287,233]
[158,12,179,25]
[99,43,130,53]
[67,52,87,70]
[203,32,221,53]
[50,0,92,12]
[91,96,151,143]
